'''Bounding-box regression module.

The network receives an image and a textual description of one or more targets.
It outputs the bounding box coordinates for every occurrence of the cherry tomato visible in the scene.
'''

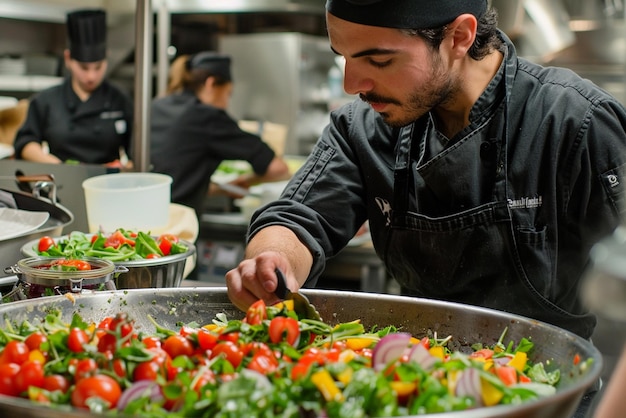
[110,313,134,338]
[133,360,161,381]
[24,332,48,352]
[211,341,244,368]
[179,325,197,338]
[14,360,45,394]
[158,233,179,244]
[268,317,301,346]
[43,374,71,393]
[196,328,218,351]
[158,234,179,256]
[0,363,20,396]
[191,369,216,392]
[73,358,98,382]
[1,341,29,365]
[37,236,55,253]
[51,259,92,271]
[291,361,313,381]
[158,237,173,256]
[67,328,89,353]
[96,317,113,339]
[245,299,267,325]
[242,341,274,359]
[142,336,162,349]
[111,358,127,379]
[133,348,171,381]
[71,375,122,409]
[146,253,161,259]
[162,334,194,359]
[217,331,240,343]
[104,230,135,249]
[247,352,279,375]
[97,333,117,353]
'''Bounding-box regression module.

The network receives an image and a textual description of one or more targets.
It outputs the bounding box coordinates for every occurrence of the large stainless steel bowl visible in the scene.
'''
[0,288,602,418]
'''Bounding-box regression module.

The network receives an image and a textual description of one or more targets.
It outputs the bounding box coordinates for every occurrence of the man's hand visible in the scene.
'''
[225,251,299,311]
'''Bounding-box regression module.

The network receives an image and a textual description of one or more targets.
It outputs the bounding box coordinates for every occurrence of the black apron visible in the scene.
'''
[380,57,594,339]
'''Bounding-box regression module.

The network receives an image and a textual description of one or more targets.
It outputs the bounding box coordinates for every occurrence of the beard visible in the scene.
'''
[360,53,458,128]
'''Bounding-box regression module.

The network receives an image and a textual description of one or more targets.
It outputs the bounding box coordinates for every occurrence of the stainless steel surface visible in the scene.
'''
[0,188,73,278]
[159,0,323,14]
[492,0,576,61]
[133,0,153,173]
[156,3,171,97]
[0,287,602,418]
[219,33,339,155]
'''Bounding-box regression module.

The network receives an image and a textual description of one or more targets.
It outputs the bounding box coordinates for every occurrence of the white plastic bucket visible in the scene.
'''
[82,173,172,233]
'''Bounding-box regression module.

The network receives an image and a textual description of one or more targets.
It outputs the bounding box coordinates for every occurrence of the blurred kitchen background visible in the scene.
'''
[1,0,625,406]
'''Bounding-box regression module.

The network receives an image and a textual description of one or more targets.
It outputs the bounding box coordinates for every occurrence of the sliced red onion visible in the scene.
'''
[372,332,412,371]
[494,356,511,366]
[455,368,483,407]
[117,380,163,411]
[407,343,437,371]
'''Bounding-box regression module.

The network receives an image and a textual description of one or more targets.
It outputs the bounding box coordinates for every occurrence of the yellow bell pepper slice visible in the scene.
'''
[337,367,353,385]
[345,337,377,350]
[311,369,344,402]
[390,381,417,397]
[507,351,528,373]
[481,377,504,406]
[272,299,294,311]
[429,345,445,359]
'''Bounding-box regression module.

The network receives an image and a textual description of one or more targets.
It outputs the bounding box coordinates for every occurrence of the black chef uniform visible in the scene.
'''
[150,90,276,218]
[13,9,133,164]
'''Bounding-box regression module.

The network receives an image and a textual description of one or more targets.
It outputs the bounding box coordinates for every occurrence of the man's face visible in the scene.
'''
[326,12,458,127]
[67,58,108,94]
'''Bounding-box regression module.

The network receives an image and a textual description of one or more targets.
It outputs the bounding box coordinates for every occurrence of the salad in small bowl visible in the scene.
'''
[21,229,196,289]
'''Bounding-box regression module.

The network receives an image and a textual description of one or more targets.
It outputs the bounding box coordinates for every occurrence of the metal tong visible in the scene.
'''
[274,267,321,320]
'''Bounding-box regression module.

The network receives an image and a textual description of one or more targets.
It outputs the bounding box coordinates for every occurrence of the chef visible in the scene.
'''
[150,52,290,219]
[13,9,133,166]
[226,0,626,342]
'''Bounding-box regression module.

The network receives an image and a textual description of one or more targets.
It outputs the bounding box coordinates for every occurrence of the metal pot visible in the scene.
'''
[0,288,602,418]
[0,182,74,280]
[3,257,126,302]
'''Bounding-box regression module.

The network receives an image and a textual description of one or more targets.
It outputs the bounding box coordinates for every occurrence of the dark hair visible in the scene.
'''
[402,8,501,60]
[165,55,231,96]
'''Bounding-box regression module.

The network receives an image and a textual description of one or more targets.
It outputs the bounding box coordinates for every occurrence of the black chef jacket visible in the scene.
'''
[150,90,276,217]
[250,31,626,339]
[13,78,133,164]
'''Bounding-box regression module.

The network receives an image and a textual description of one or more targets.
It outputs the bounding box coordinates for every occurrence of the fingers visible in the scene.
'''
[225,255,284,311]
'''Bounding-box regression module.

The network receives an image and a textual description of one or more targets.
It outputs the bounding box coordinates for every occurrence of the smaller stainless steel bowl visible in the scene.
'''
[113,240,196,289]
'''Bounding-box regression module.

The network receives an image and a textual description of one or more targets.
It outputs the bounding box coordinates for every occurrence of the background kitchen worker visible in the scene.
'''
[226,1,626,414]
[13,9,133,167]
[150,52,290,219]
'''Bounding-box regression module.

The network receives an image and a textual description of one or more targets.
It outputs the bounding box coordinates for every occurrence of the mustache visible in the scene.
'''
[359,93,401,106]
